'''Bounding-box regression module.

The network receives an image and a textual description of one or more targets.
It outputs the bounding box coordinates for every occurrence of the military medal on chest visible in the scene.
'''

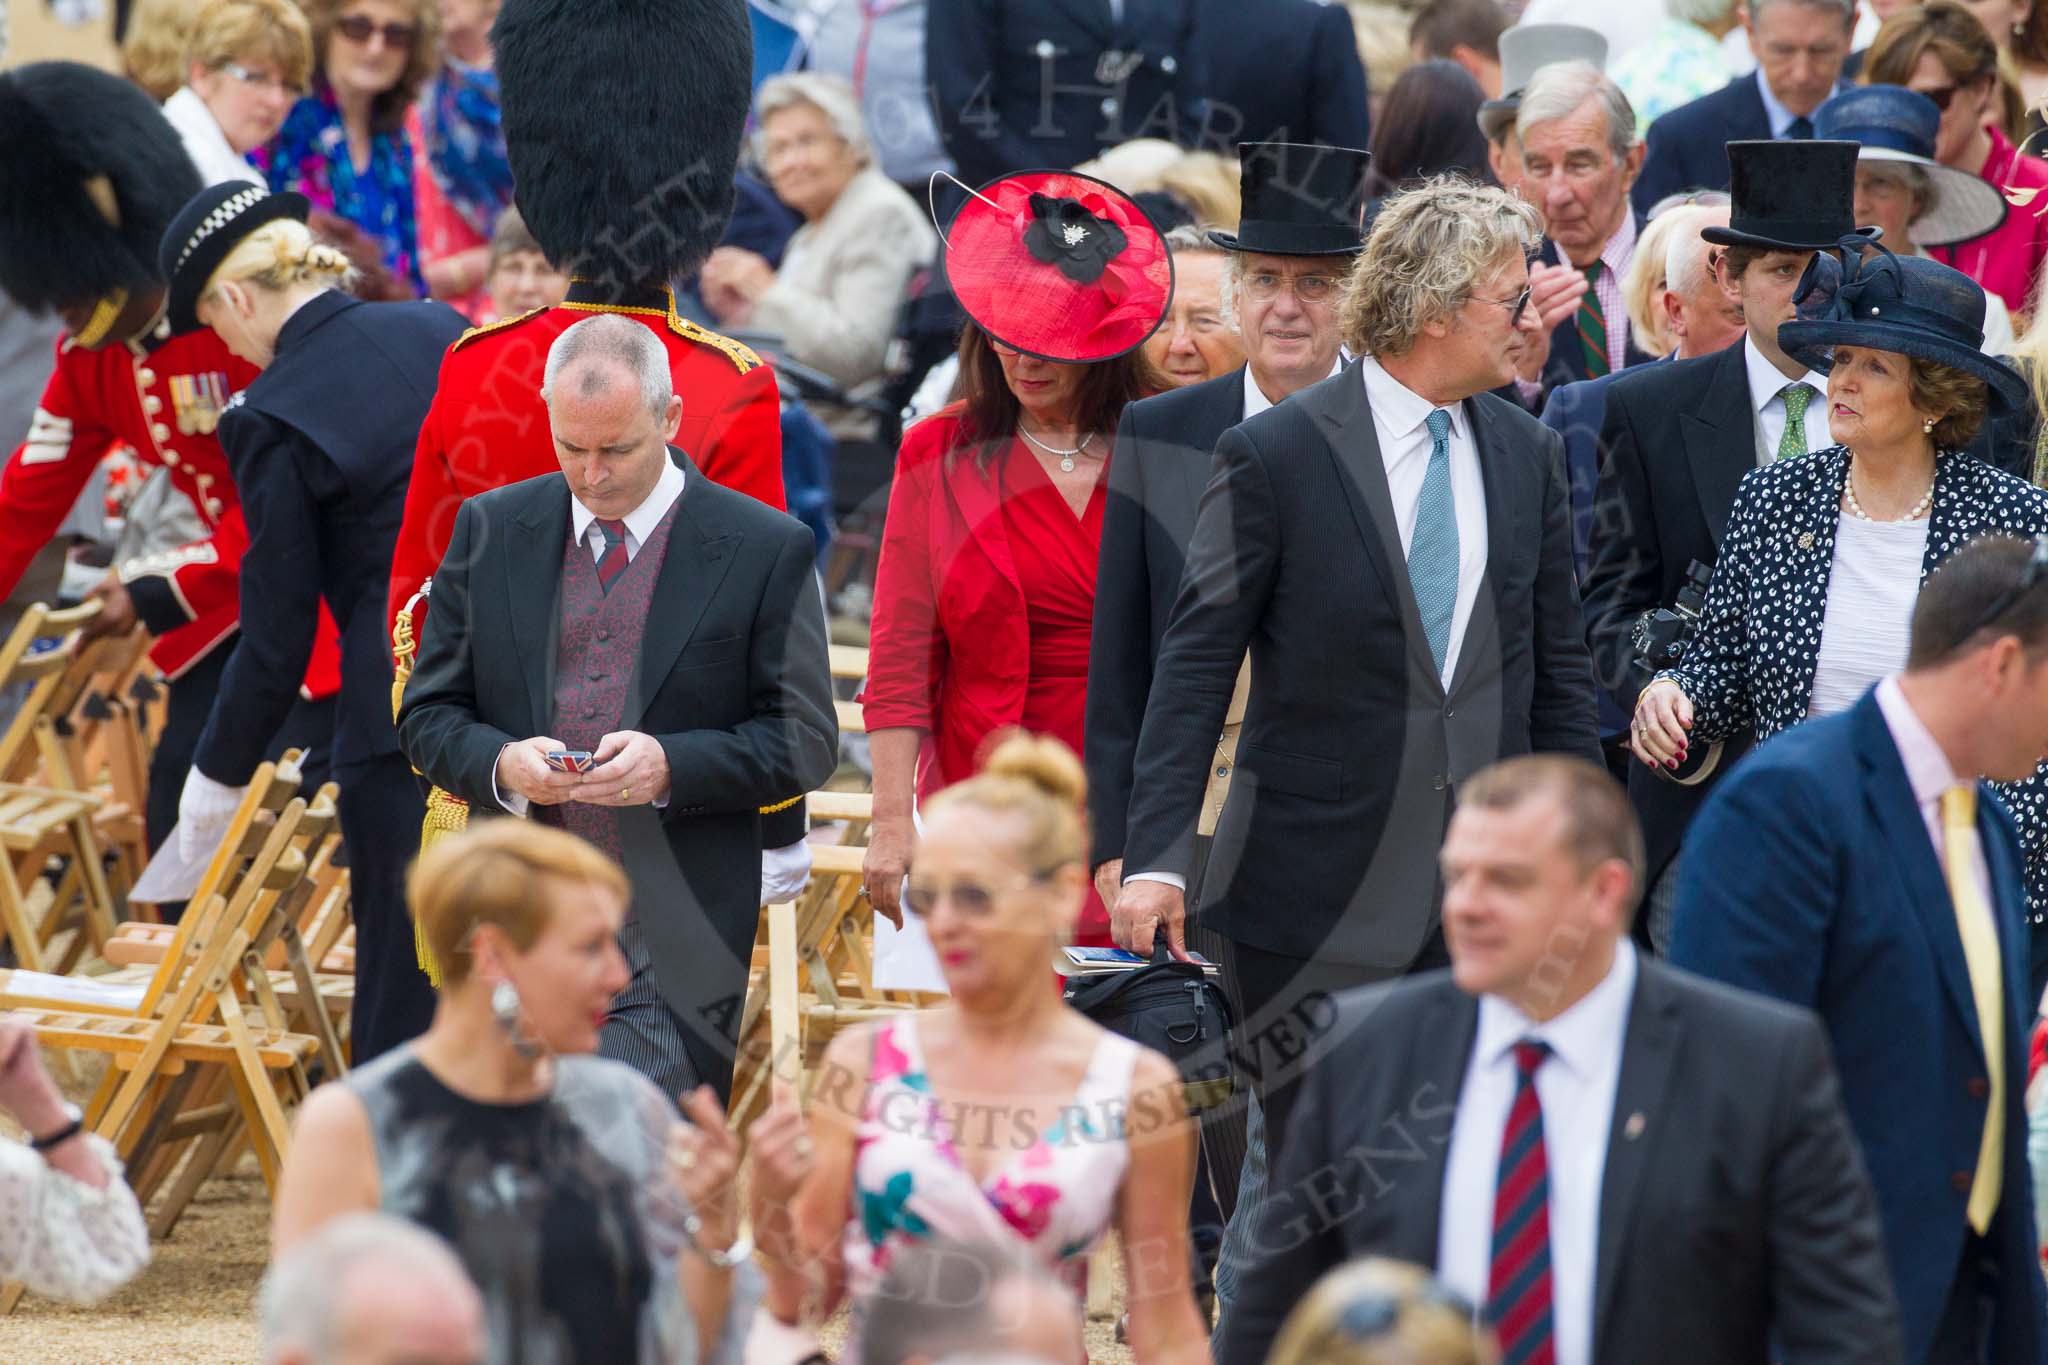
[169,371,230,435]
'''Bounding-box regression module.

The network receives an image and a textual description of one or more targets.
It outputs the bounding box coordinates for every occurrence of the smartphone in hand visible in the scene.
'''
[545,750,595,774]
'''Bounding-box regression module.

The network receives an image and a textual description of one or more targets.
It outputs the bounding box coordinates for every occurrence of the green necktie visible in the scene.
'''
[1776,382,1814,461]
[1577,263,1608,379]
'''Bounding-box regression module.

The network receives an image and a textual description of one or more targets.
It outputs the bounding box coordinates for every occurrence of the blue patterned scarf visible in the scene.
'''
[422,58,513,239]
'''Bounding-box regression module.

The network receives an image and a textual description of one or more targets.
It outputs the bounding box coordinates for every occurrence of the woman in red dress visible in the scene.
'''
[861,171,1172,945]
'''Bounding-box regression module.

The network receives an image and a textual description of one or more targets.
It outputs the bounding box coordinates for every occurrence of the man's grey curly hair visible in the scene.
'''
[1339,176,1542,358]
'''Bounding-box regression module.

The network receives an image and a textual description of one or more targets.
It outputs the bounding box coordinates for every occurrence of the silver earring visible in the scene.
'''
[490,979,541,1058]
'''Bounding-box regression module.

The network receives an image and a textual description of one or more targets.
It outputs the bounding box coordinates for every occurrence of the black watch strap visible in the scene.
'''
[29,1117,84,1152]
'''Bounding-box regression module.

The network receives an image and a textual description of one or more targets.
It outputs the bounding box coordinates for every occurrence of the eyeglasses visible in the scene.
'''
[1243,271,1340,304]
[218,61,305,99]
[901,869,1059,919]
[1467,285,1532,326]
[333,14,417,48]
[1957,535,2048,642]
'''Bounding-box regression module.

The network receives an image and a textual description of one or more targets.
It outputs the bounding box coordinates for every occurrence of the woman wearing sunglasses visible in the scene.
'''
[1268,1258,1497,1365]
[160,0,312,189]
[1861,1,2048,318]
[255,0,440,296]
[746,733,1212,1363]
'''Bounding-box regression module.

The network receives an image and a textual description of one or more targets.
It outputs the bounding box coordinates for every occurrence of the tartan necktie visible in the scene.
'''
[1576,263,1609,379]
[1489,1038,1556,1365]
[1411,409,1460,678]
[594,518,630,594]
[1940,784,2007,1235]
[1776,382,1815,461]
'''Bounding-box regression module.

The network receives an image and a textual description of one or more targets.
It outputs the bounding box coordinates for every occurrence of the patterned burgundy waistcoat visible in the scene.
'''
[536,498,685,860]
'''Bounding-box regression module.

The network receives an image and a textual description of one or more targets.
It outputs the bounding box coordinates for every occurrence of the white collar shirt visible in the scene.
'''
[1241,355,1344,421]
[1744,335,1833,463]
[570,455,686,566]
[1357,355,1489,684]
[1438,941,1640,1365]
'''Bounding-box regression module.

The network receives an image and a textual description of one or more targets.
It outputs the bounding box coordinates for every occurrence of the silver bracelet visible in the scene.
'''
[683,1210,754,1269]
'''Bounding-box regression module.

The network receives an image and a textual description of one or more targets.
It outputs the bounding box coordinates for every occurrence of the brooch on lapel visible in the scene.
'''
[1797,531,1815,551]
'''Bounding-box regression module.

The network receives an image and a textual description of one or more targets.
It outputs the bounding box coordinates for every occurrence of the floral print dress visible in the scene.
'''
[844,1016,1136,1333]
[255,83,426,296]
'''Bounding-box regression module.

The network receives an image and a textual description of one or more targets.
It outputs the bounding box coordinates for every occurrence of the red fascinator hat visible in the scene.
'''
[940,170,1173,364]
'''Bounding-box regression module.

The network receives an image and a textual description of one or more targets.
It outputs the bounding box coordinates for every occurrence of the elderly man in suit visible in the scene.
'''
[1673,536,2048,1364]
[1217,756,1904,1364]
[398,314,838,1103]
[1632,0,1856,210]
[1113,178,1602,1161]
[1475,23,1611,224]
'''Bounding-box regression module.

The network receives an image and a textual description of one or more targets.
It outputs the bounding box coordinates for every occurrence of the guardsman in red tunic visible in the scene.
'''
[0,62,340,855]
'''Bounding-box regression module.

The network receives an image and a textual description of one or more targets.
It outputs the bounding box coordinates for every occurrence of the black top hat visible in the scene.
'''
[1780,247,2026,414]
[1208,141,1373,256]
[160,182,311,335]
[1700,140,1877,252]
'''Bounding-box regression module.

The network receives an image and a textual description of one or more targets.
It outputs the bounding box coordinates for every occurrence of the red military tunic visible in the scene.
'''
[0,323,340,692]
[386,281,786,641]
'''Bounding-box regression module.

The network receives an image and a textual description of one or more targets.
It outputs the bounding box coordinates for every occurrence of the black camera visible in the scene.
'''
[1630,559,1714,670]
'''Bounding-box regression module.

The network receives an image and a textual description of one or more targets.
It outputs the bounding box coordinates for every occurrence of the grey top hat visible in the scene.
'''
[1477,23,1610,141]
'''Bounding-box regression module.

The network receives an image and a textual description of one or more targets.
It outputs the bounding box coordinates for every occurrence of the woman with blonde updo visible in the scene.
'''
[747,734,1212,1364]
[1269,1259,1499,1365]
[158,183,469,1062]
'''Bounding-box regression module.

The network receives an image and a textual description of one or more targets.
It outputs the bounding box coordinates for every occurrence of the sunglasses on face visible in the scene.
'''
[1917,73,1991,112]
[901,868,1061,919]
[334,14,417,48]
[1468,285,1533,326]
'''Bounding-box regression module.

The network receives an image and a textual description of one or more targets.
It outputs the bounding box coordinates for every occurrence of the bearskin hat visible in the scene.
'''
[492,0,753,289]
[0,62,201,314]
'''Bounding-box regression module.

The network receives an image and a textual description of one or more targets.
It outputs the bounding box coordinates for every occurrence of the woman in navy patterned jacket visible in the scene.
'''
[1632,250,2048,946]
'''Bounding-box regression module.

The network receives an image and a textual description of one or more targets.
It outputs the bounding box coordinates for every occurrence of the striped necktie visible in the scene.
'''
[1941,784,2006,1235]
[1577,262,1609,379]
[1411,409,1460,677]
[1488,1038,1555,1365]
[1776,382,1814,461]
[595,518,630,594]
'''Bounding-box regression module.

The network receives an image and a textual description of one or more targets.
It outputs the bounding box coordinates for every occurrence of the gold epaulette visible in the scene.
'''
[668,315,762,374]
[449,305,548,351]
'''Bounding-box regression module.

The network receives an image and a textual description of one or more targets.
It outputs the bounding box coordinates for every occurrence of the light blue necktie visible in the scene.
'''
[1411,408,1460,677]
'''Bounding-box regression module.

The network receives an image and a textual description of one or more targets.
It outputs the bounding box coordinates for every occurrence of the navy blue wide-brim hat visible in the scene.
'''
[159,181,309,335]
[1812,84,2007,247]
[1780,249,2027,414]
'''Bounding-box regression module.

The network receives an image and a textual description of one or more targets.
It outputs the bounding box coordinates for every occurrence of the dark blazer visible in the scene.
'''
[397,458,838,1019]
[1086,367,1245,869]
[1214,960,1906,1365]
[928,0,1206,190]
[1191,0,1369,152]
[1121,366,1601,969]
[1631,74,1771,214]
[1671,691,2046,1365]
[1533,225,1656,403]
[1579,341,1754,890]
[194,290,466,783]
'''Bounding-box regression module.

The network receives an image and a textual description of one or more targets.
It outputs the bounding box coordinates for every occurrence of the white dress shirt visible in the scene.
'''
[493,460,686,815]
[1358,355,1489,685]
[1438,941,1639,1365]
[1744,336,1833,463]
[160,87,265,188]
[1242,356,1344,420]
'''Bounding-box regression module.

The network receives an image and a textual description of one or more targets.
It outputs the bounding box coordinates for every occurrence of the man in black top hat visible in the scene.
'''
[1581,138,1869,944]
[1085,137,1370,1320]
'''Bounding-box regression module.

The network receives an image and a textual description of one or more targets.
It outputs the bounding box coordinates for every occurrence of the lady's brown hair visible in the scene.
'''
[1864,2,2020,134]
[302,0,442,134]
[1908,354,1992,448]
[187,0,315,94]
[950,325,1163,468]
[408,820,627,987]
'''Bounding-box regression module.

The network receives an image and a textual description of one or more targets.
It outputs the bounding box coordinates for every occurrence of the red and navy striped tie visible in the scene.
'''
[595,518,630,594]
[1488,1039,1555,1365]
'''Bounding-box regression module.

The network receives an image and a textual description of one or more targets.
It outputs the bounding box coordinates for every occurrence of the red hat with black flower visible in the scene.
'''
[940,170,1173,365]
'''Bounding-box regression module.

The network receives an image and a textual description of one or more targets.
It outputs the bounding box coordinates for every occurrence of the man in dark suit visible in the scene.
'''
[1193,0,1370,153]
[1582,139,1863,938]
[398,314,838,1103]
[1113,178,1602,1160]
[1631,0,1856,211]
[1672,536,2048,1365]
[927,0,1205,189]
[1217,755,1903,1364]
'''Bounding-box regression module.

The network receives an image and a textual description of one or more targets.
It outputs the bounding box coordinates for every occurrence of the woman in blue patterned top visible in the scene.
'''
[255,0,438,296]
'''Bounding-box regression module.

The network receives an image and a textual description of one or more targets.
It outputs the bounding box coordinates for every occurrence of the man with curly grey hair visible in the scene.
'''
[1115,175,1603,1168]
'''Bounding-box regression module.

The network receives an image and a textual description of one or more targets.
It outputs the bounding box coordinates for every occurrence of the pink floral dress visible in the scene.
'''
[844,1015,1137,1327]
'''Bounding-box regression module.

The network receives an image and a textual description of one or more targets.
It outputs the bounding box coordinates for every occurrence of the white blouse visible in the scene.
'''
[0,1135,150,1303]
[1807,511,1929,720]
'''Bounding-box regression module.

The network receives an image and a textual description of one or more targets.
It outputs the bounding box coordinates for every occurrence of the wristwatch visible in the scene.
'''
[29,1102,84,1152]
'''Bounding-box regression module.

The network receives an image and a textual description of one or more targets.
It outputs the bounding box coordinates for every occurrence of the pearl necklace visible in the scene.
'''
[1018,422,1097,473]
[1843,454,1934,523]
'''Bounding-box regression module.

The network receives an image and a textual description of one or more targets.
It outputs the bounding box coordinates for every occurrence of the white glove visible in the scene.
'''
[176,768,244,864]
[759,840,813,905]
